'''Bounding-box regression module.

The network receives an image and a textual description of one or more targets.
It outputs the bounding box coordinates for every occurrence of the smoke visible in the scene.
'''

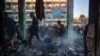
[63,29,79,47]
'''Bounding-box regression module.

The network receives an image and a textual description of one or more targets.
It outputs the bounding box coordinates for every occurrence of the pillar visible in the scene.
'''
[67,0,73,29]
[96,0,100,56]
[89,0,99,56]
[0,0,5,11]
[67,0,74,38]
[18,0,26,39]
[0,0,5,46]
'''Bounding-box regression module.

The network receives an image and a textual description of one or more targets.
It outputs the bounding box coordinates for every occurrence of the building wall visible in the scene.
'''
[5,0,67,26]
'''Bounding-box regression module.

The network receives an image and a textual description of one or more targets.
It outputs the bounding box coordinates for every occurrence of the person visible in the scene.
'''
[76,25,80,33]
[54,20,65,37]
[2,12,16,50]
[28,12,41,47]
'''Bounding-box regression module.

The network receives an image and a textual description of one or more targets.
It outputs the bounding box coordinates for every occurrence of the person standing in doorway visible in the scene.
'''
[28,12,41,47]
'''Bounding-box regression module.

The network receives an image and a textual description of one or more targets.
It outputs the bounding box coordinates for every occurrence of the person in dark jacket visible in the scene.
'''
[28,12,41,47]
[2,12,16,50]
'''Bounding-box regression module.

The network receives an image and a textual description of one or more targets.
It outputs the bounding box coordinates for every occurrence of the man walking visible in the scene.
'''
[28,12,41,47]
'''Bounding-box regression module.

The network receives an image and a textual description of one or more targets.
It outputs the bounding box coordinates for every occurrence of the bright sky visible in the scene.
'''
[74,0,89,18]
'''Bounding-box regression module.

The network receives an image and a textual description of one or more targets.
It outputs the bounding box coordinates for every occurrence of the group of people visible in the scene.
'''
[2,11,66,51]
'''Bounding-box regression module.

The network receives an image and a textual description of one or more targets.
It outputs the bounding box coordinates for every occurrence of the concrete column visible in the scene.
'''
[0,0,5,45]
[97,13,100,56]
[1,0,5,11]
[88,0,99,56]
[67,0,73,29]
[18,0,26,39]
[96,0,100,56]
[67,0,74,38]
